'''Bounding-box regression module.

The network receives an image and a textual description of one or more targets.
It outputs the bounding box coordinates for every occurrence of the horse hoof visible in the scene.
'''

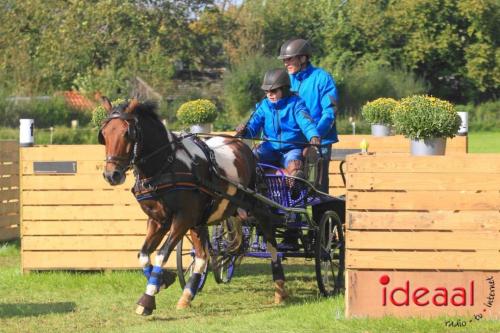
[176,289,192,310]
[135,304,153,316]
[274,280,289,305]
[136,293,156,315]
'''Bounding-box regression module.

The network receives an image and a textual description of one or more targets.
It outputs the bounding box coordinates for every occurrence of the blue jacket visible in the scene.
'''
[290,64,338,144]
[242,95,319,151]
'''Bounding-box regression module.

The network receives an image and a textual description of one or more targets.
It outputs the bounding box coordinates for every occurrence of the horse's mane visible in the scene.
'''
[133,101,162,124]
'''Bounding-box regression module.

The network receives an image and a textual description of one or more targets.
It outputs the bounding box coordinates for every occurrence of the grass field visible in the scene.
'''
[1,131,498,332]
[468,131,500,153]
[0,242,498,333]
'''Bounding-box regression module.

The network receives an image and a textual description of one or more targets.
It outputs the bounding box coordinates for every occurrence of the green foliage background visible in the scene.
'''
[0,0,498,130]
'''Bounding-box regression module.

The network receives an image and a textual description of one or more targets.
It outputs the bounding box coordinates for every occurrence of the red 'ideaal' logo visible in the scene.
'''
[379,275,474,307]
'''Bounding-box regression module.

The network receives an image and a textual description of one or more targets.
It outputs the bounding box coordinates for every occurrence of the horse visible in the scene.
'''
[97,97,289,315]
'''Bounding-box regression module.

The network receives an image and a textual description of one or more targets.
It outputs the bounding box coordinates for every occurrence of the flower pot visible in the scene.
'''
[410,137,446,156]
[371,124,391,137]
[189,123,212,134]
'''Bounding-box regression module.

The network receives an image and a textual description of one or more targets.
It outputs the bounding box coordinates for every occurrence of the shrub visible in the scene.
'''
[223,53,281,117]
[393,95,461,140]
[176,99,218,126]
[91,98,126,128]
[361,98,398,125]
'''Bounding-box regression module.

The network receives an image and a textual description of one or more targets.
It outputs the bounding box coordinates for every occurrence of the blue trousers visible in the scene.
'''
[254,142,302,169]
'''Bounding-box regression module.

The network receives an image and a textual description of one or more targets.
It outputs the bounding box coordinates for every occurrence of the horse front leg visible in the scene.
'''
[138,217,176,290]
[177,226,209,309]
[136,215,190,316]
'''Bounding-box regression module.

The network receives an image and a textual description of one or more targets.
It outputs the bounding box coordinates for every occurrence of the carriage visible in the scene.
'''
[176,148,346,297]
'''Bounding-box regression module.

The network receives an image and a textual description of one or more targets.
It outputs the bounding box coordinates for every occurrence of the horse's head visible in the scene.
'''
[98,96,140,185]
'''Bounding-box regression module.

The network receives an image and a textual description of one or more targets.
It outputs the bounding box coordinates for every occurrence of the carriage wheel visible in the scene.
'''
[176,232,209,292]
[210,218,239,284]
[314,210,345,297]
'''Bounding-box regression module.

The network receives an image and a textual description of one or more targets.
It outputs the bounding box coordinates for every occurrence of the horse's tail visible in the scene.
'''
[225,216,244,254]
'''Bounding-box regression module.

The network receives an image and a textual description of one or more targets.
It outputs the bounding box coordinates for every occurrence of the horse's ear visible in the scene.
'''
[125,98,139,114]
[95,92,113,113]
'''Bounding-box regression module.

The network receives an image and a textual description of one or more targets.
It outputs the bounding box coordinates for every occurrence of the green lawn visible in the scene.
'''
[1,242,498,333]
[468,131,500,153]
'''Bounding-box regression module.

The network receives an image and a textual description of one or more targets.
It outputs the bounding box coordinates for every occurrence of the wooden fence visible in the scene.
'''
[215,133,468,196]
[0,141,20,241]
[345,153,500,318]
[20,145,179,272]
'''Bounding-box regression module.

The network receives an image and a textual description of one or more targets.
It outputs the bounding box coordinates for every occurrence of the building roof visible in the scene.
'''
[62,91,95,110]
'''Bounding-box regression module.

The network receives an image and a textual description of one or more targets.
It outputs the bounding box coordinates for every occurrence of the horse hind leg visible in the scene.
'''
[258,216,288,304]
[177,226,209,310]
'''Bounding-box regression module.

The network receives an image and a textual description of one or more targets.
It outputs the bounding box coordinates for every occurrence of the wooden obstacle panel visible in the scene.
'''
[345,153,500,318]
[0,141,20,241]
[20,145,182,272]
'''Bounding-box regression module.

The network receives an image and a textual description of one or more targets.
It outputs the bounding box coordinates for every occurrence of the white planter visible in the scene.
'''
[189,123,212,134]
[410,137,447,156]
[371,124,391,137]
[457,112,468,136]
[19,119,35,147]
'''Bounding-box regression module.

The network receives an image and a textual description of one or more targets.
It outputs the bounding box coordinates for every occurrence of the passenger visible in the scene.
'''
[236,68,320,178]
[278,38,339,193]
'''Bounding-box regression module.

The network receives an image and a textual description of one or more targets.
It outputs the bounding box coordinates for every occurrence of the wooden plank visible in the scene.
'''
[0,215,18,229]
[0,150,18,162]
[0,163,19,175]
[22,250,178,270]
[0,201,19,215]
[22,220,146,236]
[0,215,19,228]
[22,190,136,205]
[22,160,105,175]
[0,189,19,201]
[347,211,500,231]
[22,205,147,221]
[0,141,18,152]
[348,173,500,191]
[0,226,19,241]
[346,154,500,173]
[20,145,104,161]
[329,188,346,197]
[22,174,135,190]
[346,230,500,250]
[0,176,19,188]
[346,191,500,211]
[346,270,500,318]
[346,250,500,270]
[23,235,147,250]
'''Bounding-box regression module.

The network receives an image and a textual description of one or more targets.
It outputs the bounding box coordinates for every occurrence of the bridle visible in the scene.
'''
[98,109,140,172]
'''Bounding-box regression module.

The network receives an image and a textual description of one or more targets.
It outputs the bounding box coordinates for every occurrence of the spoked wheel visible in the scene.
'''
[210,217,240,284]
[176,231,209,292]
[314,210,345,297]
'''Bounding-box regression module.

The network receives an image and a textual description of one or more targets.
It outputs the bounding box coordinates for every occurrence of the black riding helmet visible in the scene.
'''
[277,38,312,59]
[261,68,290,91]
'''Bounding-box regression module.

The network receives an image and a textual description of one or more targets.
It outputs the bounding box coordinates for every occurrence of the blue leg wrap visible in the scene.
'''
[143,265,153,280]
[148,265,163,288]
[185,273,202,298]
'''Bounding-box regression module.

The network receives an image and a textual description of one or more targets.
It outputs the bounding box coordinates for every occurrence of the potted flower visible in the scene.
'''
[176,99,218,133]
[392,95,461,155]
[361,98,398,136]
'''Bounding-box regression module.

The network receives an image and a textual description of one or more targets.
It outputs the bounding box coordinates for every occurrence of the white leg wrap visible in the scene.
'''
[154,254,165,267]
[193,257,207,274]
[146,284,157,296]
[139,253,150,267]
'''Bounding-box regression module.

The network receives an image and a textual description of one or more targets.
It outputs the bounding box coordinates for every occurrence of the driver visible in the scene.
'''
[236,68,320,178]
